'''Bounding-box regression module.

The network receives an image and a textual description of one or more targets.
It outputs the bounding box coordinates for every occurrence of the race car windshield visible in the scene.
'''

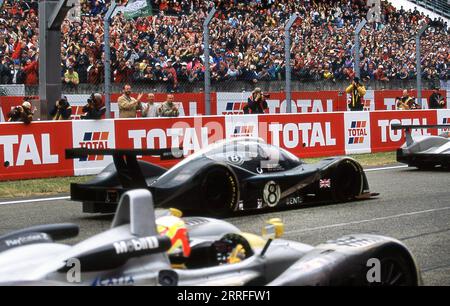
[205,140,303,172]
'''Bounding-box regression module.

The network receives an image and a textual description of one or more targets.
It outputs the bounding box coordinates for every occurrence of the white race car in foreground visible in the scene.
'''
[0,190,421,286]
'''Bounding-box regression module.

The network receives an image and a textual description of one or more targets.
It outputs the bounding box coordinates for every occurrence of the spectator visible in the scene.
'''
[0,0,448,86]
[117,84,143,118]
[428,87,446,109]
[396,90,421,110]
[158,94,179,117]
[50,96,72,120]
[64,66,80,88]
[346,77,366,111]
[81,93,106,119]
[142,93,159,118]
[243,88,268,114]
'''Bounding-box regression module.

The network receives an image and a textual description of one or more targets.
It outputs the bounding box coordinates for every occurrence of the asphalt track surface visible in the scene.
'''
[0,166,449,285]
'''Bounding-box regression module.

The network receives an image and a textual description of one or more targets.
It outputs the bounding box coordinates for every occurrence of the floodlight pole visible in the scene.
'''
[104,1,117,119]
[39,0,73,120]
[416,23,429,108]
[203,7,216,116]
[285,14,298,113]
[354,18,367,79]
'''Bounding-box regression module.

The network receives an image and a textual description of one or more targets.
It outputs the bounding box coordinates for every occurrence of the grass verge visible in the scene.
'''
[0,151,397,199]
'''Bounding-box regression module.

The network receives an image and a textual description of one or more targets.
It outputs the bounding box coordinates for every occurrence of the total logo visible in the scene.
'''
[348,121,368,144]
[233,125,255,138]
[378,118,430,142]
[268,99,334,113]
[78,132,110,161]
[441,118,450,134]
[268,122,336,148]
[127,127,210,156]
[0,134,58,167]
[223,102,245,115]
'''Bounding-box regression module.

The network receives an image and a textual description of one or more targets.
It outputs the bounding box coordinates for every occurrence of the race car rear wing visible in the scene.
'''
[391,124,450,146]
[65,148,183,188]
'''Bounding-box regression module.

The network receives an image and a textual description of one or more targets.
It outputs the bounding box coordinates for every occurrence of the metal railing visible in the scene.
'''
[410,0,450,19]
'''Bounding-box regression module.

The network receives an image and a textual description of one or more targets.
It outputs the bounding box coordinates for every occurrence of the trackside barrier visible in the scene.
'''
[1,109,449,181]
[1,90,447,122]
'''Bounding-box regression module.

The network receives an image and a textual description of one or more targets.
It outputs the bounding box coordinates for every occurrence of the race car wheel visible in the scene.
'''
[366,247,419,286]
[200,166,239,217]
[332,160,363,202]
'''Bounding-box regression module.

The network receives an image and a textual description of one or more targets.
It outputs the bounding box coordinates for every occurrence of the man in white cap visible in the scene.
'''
[8,100,34,124]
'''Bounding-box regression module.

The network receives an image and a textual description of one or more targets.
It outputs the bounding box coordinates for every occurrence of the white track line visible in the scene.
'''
[0,196,70,206]
[365,165,409,172]
[285,206,450,236]
[0,165,409,206]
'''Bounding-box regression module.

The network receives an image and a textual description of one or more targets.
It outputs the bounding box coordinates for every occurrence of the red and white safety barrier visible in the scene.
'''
[1,108,449,181]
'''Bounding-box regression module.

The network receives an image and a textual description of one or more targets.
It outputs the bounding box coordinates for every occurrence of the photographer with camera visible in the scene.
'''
[81,93,106,120]
[50,96,72,120]
[345,77,366,111]
[243,88,269,114]
[8,100,34,124]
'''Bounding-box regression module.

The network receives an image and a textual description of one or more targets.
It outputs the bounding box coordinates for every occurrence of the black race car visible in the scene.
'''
[392,124,450,170]
[66,138,376,216]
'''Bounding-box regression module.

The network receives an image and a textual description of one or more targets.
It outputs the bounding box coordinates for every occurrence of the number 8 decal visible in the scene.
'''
[263,181,281,207]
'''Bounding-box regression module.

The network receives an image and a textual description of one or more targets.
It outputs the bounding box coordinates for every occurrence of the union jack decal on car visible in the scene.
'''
[319,179,331,189]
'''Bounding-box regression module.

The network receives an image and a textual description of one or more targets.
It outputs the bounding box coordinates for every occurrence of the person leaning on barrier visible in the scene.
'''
[396,90,421,110]
[50,96,72,120]
[118,84,144,118]
[243,88,269,114]
[8,100,34,124]
[158,94,179,117]
[141,93,159,118]
[429,87,445,109]
[81,93,106,120]
[345,77,366,111]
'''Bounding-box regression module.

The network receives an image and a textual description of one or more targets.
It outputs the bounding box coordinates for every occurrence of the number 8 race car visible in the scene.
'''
[66,137,377,217]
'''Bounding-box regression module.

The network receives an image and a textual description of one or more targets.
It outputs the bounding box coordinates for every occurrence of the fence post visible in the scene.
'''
[203,7,216,116]
[416,23,429,108]
[104,1,117,119]
[354,18,367,79]
[39,0,73,120]
[284,13,298,114]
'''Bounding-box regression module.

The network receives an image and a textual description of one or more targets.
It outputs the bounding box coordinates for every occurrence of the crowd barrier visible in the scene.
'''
[1,108,449,181]
[0,89,448,122]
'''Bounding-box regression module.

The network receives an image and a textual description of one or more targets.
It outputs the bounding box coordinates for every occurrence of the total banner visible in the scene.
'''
[0,121,74,180]
[0,109,443,181]
[114,116,226,168]
[258,112,345,158]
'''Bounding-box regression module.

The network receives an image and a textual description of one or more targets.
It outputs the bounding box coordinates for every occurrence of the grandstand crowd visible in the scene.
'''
[0,0,448,89]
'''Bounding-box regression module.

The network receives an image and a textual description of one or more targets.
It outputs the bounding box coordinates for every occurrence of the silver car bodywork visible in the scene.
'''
[0,190,421,286]
[393,124,450,169]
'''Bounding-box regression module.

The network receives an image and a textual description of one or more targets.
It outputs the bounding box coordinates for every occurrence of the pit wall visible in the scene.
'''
[1,109,449,181]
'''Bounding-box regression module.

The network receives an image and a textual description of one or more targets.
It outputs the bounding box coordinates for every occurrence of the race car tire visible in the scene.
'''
[199,165,239,217]
[332,160,363,202]
[365,246,420,286]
